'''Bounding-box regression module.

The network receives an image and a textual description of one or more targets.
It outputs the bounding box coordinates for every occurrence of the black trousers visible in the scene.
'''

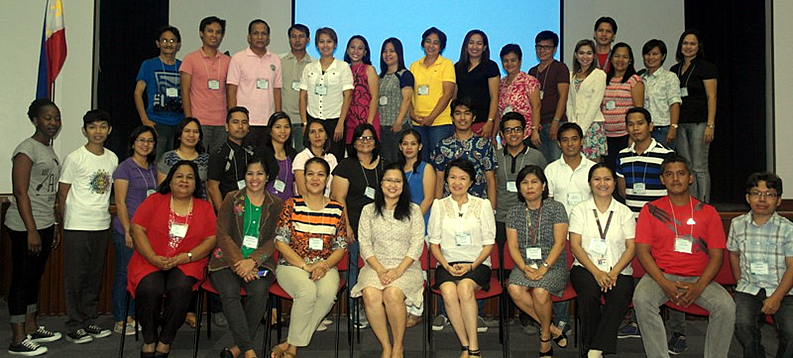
[7,226,54,321]
[308,115,345,159]
[569,265,634,354]
[135,268,196,344]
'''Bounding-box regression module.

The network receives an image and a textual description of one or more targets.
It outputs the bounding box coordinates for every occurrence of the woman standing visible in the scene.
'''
[5,99,63,356]
[299,27,353,160]
[293,120,338,197]
[569,164,635,357]
[602,43,643,171]
[641,39,682,148]
[261,112,298,202]
[567,39,606,162]
[669,29,718,202]
[455,30,500,138]
[498,44,541,143]
[344,35,380,149]
[378,38,414,164]
[351,163,425,358]
[210,158,283,358]
[271,157,348,358]
[428,158,495,358]
[410,27,456,162]
[506,165,569,358]
[112,126,159,335]
[157,117,209,199]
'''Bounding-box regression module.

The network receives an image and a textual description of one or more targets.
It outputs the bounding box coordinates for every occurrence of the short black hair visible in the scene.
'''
[557,122,583,140]
[500,112,526,132]
[535,31,559,47]
[625,107,652,124]
[174,117,205,153]
[158,160,204,198]
[661,153,692,175]
[199,16,225,33]
[248,19,269,35]
[746,172,783,196]
[443,158,476,186]
[594,16,618,34]
[516,165,549,202]
[305,156,330,176]
[83,109,111,128]
[421,27,447,53]
[227,106,249,123]
[500,44,522,61]
[288,24,310,38]
[303,120,331,154]
[27,98,58,120]
[642,39,668,66]
[588,162,615,182]
[127,125,158,164]
[347,123,380,164]
[156,25,181,43]
[450,97,473,116]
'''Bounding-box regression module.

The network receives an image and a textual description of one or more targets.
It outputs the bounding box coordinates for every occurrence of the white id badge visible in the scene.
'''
[674,236,693,254]
[291,80,300,91]
[237,180,246,190]
[589,239,608,255]
[308,237,324,250]
[242,235,258,249]
[273,179,286,193]
[506,181,517,193]
[256,78,269,90]
[633,182,646,195]
[314,84,327,95]
[166,87,178,97]
[567,191,583,206]
[680,87,689,97]
[526,247,542,260]
[208,79,220,90]
[605,100,616,110]
[379,96,388,106]
[751,262,769,275]
[146,189,157,197]
[455,232,472,246]
[170,223,188,238]
[539,90,544,100]
[417,85,429,96]
[364,186,375,199]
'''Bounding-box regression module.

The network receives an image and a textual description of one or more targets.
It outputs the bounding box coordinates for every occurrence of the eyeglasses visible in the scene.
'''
[503,127,524,134]
[383,178,403,185]
[356,136,375,143]
[136,138,156,144]
[535,45,555,51]
[748,191,779,199]
[159,38,178,44]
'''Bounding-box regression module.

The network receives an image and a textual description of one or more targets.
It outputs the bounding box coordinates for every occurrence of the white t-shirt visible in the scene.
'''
[568,197,635,275]
[545,153,596,214]
[291,148,338,197]
[60,145,118,230]
[428,195,496,266]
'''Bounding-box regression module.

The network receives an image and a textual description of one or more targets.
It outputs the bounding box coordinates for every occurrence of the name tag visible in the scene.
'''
[506,181,517,193]
[633,182,646,195]
[166,87,178,97]
[242,235,258,249]
[674,236,693,254]
[680,87,689,97]
[567,191,583,206]
[596,258,609,271]
[170,223,188,238]
[308,237,324,250]
[146,189,157,197]
[605,100,616,110]
[273,179,286,193]
[526,247,542,260]
[751,262,769,275]
[256,78,270,90]
[589,238,608,255]
[208,79,220,90]
[455,232,472,246]
[417,85,429,96]
[237,180,246,190]
[291,80,300,91]
[379,96,388,106]
[364,186,375,200]
[314,84,327,95]
[539,90,544,100]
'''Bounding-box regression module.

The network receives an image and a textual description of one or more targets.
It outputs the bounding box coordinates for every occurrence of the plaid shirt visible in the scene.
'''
[727,212,793,296]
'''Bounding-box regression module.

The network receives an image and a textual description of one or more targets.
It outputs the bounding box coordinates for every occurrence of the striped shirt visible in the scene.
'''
[275,196,348,265]
[727,212,793,296]
[601,74,641,137]
[616,139,673,217]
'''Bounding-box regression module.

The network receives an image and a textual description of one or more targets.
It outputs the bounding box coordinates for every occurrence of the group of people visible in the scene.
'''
[4,13,790,358]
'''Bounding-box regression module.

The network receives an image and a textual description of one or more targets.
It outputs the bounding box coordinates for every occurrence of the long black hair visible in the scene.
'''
[606,42,638,84]
[158,160,204,198]
[374,163,413,221]
[173,117,205,153]
[347,123,380,164]
[343,35,372,65]
[396,129,423,172]
[379,37,407,78]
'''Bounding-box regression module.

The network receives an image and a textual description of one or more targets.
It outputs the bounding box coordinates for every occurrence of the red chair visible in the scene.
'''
[662,250,736,316]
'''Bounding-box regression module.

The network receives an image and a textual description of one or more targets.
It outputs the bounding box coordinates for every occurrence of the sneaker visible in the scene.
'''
[476,316,488,333]
[29,326,62,343]
[114,322,136,335]
[668,333,688,355]
[65,329,93,344]
[482,316,500,328]
[8,336,47,356]
[431,314,448,331]
[322,318,333,326]
[350,307,369,329]
[617,322,640,338]
[316,322,328,332]
[84,324,111,339]
[560,321,572,336]
[213,312,228,328]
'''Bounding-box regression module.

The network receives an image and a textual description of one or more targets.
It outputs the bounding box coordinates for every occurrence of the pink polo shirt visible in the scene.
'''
[227,47,282,126]
[180,47,231,126]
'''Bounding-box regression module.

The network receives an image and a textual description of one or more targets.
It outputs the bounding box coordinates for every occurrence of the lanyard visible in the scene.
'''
[155,58,176,91]
[525,204,543,245]
[226,142,249,181]
[135,164,156,190]
[201,50,220,81]
[359,160,379,188]
[668,196,695,238]
[539,61,552,91]
[678,64,696,87]
[593,209,614,239]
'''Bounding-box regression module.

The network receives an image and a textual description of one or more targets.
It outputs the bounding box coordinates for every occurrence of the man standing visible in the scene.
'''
[281,24,313,151]
[728,172,793,357]
[181,16,231,154]
[207,106,254,211]
[633,154,734,358]
[528,31,569,163]
[593,17,617,72]
[227,19,282,147]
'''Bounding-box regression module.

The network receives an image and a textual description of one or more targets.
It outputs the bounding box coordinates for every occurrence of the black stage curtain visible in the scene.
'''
[684,0,766,206]
[97,1,169,161]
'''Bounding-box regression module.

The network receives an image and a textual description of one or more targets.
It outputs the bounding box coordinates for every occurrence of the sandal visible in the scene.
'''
[406,314,422,329]
[552,329,568,348]
[459,345,468,358]
[540,337,553,357]
[467,348,481,357]
[270,344,285,358]
[185,313,197,329]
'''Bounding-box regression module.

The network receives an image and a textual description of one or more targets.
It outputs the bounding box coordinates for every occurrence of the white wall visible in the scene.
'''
[773,0,793,199]
[0,0,95,193]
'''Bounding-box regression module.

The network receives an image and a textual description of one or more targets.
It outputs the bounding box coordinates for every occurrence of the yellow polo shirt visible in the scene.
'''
[409,55,456,126]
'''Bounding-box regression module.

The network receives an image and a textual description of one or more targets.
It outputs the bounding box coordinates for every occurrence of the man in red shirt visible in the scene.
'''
[633,154,735,358]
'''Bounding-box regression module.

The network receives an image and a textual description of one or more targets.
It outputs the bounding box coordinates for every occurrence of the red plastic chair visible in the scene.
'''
[196,280,265,356]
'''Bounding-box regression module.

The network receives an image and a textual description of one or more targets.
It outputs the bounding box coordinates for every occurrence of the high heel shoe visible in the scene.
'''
[154,352,169,358]
[539,337,553,357]
[467,348,481,357]
[459,345,469,358]
[552,329,568,348]
[140,352,155,358]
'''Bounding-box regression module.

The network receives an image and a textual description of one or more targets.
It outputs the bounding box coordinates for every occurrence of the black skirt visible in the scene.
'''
[433,261,491,291]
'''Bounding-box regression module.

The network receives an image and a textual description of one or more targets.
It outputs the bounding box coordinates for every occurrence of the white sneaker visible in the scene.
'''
[8,336,48,356]
[65,329,93,344]
[84,324,111,339]
[29,326,62,343]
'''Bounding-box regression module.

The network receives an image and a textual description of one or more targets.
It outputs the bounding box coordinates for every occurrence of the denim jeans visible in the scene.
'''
[675,123,710,202]
[211,267,274,353]
[651,125,676,150]
[634,273,735,358]
[414,125,454,163]
[153,123,177,161]
[112,230,135,322]
[734,290,793,358]
[201,125,228,155]
[291,123,305,152]
[536,124,562,163]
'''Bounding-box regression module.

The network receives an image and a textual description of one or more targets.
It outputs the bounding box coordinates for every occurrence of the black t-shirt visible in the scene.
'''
[208,140,254,198]
[332,156,386,236]
[529,60,571,124]
[455,59,501,123]
[670,58,718,124]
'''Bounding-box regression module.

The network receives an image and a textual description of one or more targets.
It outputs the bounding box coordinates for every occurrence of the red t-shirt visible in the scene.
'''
[597,52,611,73]
[635,197,725,276]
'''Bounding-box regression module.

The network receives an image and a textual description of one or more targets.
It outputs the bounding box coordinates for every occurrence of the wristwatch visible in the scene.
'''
[670,123,679,129]
[542,261,550,268]
[187,252,193,262]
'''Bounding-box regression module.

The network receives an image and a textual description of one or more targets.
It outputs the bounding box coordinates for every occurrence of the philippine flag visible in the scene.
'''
[36,0,67,99]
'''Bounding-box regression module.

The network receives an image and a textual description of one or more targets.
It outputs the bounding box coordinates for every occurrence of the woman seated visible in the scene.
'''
[505,165,569,358]
[569,164,635,357]
[271,157,348,358]
[350,163,425,358]
[129,160,217,358]
[428,158,495,358]
[210,158,284,358]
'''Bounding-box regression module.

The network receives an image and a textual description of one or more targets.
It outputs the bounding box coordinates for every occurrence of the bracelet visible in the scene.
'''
[552,117,560,123]
[487,117,494,122]
[706,123,715,129]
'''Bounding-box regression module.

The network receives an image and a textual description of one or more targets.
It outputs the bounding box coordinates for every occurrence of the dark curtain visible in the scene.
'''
[684,0,766,206]
[97,1,169,161]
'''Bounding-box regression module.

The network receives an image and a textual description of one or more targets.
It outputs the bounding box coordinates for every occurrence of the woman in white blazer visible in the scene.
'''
[567,39,607,162]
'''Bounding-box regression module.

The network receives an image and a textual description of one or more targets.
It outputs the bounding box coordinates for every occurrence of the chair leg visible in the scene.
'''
[262,295,272,358]
[207,293,212,339]
[276,297,282,345]
[193,289,204,358]
[118,291,130,358]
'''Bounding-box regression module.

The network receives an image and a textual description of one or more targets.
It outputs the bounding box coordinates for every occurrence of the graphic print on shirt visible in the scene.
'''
[35,158,60,194]
[90,169,112,194]
[646,201,709,254]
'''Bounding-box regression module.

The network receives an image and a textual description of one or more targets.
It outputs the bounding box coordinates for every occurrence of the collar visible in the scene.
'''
[245,46,271,58]
[557,152,588,171]
[628,138,659,154]
[749,211,780,228]
[643,67,667,79]
[284,51,313,63]
[199,47,222,59]
[418,55,444,68]
[502,145,529,157]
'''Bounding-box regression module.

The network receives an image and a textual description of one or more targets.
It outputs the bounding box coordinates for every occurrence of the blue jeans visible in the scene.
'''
[734,290,793,358]
[651,125,676,150]
[291,123,305,152]
[153,123,177,161]
[536,124,562,163]
[415,125,454,163]
[112,230,135,322]
[675,122,710,202]
[201,125,228,155]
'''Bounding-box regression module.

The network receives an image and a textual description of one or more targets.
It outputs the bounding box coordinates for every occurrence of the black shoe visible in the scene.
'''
[539,337,553,357]
[220,347,234,358]
[552,330,568,349]
[154,352,169,358]
[140,351,155,358]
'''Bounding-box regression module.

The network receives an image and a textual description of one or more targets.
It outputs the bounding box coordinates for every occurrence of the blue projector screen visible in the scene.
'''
[294,0,561,74]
